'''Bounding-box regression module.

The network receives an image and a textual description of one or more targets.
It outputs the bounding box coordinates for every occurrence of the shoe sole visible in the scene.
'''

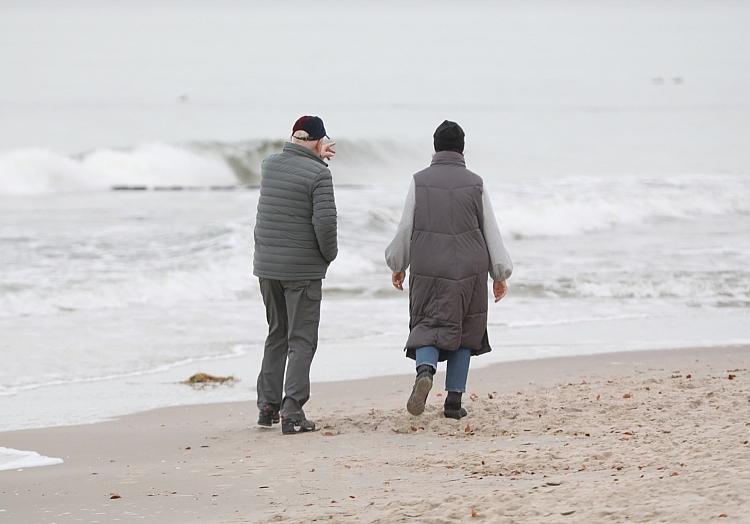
[281,427,318,435]
[256,417,279,429]
[407,375,433,416]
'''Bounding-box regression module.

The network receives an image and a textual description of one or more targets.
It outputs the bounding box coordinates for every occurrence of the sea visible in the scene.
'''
[1,1,749,434]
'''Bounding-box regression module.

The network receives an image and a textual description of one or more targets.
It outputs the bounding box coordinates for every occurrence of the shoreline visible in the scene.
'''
[2,341,749,434]
[1,344,748,523]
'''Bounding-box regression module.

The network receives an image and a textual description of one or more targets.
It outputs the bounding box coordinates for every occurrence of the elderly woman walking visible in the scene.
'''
[385,120,513,419]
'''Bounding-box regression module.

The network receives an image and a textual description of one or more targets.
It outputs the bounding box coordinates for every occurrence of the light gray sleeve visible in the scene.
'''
[481,187,513,281]
[385,178,415,273]
[312,168,338,263]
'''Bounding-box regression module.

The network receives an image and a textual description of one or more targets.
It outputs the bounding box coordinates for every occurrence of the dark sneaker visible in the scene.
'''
[406,365,434,416]
[257,404,280,428]
[443,391,467,419]
[281,417,317,435]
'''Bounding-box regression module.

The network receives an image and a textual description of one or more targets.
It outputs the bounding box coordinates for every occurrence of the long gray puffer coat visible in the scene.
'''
[253,142,338,281]
[406,152,491,360]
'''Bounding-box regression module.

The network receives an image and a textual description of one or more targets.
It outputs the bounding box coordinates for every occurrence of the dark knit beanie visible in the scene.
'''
[433,120,465,154]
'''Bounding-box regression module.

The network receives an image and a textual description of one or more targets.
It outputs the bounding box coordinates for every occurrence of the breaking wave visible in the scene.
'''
[0,139,422,194]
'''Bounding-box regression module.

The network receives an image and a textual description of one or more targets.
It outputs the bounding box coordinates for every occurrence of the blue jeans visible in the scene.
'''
[415,346,471,393]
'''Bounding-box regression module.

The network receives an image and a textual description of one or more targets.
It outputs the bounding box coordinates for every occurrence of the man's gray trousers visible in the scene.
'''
[256,279,322,419]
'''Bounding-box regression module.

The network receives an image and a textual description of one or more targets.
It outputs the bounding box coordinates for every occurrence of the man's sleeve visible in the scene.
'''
[312,169,338,263]
[481,186,513,281]
[385,178,415,273]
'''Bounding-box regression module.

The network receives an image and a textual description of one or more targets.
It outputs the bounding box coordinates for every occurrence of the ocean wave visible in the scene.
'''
[1,180,749,317]
[0,138,422,194]
[497,175,750,238]
[0,143,238,194]
[510,271,750,304]
[5,142,747,240]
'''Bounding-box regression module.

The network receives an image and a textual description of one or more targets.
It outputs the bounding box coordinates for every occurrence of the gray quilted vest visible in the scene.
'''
[405,151,491,359]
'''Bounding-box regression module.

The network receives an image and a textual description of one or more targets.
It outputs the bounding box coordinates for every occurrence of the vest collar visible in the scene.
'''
[283,142,328,166]
[431,151,466,167]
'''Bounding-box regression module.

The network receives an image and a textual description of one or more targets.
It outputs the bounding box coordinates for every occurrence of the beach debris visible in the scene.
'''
[464,423,473,434]
[109,493,122,500]
[728,374,736,380]
[561,510,576,516]
[471,507,479,518]
[182,373,237,387]
[469,393,479,402]
[719,514,728,518]
[623,393,632,399]
[686,374,692,379]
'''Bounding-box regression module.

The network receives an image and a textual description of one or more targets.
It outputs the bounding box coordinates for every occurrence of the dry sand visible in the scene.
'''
[1,346,748,523]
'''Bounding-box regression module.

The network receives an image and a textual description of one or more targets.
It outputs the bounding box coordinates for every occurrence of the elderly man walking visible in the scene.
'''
[253,116,337,434]
[386,120,512,419]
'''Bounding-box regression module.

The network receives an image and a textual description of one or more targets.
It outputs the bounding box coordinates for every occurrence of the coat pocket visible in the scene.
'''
[305,280,323,301]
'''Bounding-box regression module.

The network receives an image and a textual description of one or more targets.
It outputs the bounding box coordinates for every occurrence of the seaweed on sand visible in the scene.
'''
[182,373,238,388]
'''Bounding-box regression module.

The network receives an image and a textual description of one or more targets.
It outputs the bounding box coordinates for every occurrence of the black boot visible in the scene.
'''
[444,391,467,419]
[407,364,435,416]
[257,403,280,428]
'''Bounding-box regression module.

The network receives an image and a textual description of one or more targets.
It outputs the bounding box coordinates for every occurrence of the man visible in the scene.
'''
[253,115,337,434]
[385,120,512,419]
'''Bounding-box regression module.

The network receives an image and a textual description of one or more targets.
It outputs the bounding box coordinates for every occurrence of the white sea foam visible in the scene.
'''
[0,143,236,195]
[1,177,749,318]
[497,175,750,238]
[0,447,63,471]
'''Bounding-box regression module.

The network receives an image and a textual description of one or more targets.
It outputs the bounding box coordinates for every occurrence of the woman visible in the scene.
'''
[385,120,513,419]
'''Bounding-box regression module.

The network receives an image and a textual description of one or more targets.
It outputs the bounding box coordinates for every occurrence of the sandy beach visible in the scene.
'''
[3,2,749,523]
[0,345,748,523]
